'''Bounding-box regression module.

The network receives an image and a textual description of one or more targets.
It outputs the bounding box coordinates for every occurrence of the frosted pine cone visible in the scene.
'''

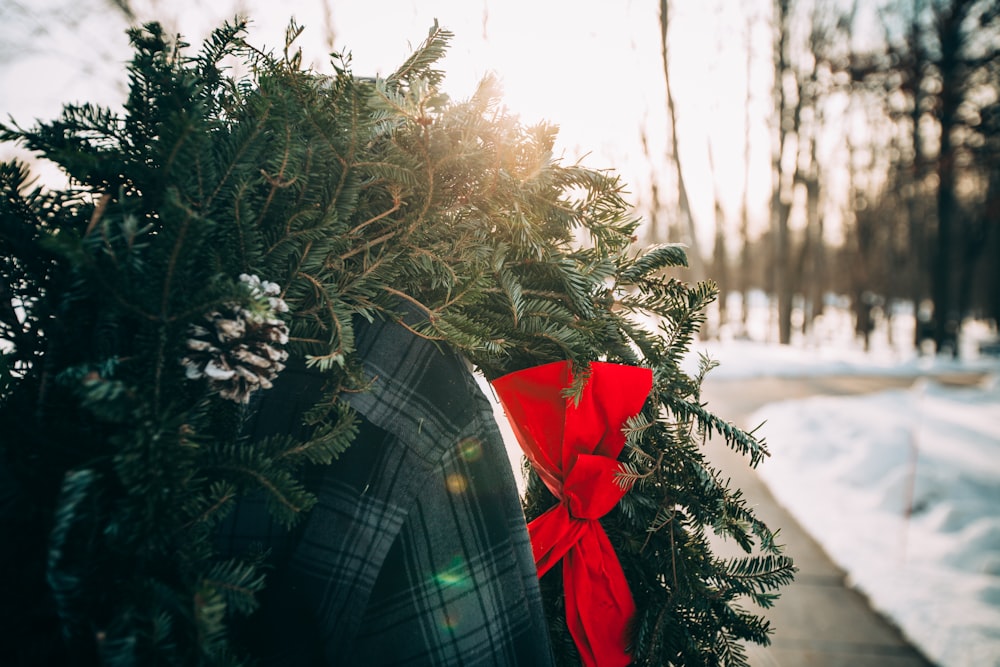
[181,276,290,403]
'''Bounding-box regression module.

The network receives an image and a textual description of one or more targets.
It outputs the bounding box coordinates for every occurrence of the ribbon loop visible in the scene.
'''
[493,360,653,667]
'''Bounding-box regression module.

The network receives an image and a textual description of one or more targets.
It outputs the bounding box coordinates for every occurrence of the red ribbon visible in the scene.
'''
[493,361,653,667]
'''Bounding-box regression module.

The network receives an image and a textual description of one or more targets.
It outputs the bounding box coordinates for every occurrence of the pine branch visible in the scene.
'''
[619,243,690,282]
[386,21,453,88]
[202,558,267,616]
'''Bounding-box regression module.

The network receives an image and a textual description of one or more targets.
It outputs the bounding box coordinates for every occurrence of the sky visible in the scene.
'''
[0,0,776,248]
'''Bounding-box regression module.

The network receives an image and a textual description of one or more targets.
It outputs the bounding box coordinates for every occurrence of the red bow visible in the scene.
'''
[493,361,653,667]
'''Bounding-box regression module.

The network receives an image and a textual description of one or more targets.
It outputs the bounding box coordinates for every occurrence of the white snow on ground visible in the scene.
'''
[753,375,1000,667]
[691,301,1000,667]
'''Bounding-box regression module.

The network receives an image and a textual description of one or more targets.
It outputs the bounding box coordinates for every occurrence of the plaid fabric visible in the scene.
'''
[217,316,555,666]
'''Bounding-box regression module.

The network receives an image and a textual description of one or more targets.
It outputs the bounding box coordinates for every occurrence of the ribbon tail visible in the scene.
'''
[563,526,635,667]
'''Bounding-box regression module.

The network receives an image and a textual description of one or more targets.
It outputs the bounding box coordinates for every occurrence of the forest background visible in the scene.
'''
[2,0,998,353]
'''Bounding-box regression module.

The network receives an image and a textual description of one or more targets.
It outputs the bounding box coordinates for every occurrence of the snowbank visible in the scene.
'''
[752,375,1000,667]
[693,316,1000,667]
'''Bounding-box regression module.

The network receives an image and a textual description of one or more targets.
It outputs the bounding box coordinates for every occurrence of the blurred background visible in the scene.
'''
[2,1,998,665]
[2,0,998,357]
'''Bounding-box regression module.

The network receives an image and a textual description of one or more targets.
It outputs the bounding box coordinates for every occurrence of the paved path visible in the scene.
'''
[700,375,949,667]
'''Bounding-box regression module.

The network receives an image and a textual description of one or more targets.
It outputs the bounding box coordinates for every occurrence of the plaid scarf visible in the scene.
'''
[217,315,555,666]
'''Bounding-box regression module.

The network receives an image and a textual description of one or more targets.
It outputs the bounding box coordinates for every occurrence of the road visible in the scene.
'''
[700,374,948,667]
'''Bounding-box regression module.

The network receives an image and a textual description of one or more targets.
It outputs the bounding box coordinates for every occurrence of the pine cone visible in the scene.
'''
[181,276,290,403]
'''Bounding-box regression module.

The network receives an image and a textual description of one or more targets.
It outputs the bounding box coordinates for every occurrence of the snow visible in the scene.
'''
[690,299,1000,667]
[748,371,1000,667]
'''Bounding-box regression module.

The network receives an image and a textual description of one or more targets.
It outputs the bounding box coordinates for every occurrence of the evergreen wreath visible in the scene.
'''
[0,19,794,667]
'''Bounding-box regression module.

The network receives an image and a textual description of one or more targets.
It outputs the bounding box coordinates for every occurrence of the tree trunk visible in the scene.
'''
[903,6,931,351]
[800,40,824,336]
[931,2,966,357]
[707,139,729,338]
[803,173,822,333]
[659,0,706,283]
[771,0,794,345]
[739,17,754,334]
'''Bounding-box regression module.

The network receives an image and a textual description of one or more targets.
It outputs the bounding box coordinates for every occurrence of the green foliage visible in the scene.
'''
[0,17,793,666]
[521,248,795,666]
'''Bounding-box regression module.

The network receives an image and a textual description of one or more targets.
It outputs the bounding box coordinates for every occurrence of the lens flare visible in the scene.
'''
[433,555,471,590]
[458,437,483,462]
[446,473,468,494]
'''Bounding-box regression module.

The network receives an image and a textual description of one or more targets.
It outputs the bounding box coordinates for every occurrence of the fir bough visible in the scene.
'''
[0,19,793,666]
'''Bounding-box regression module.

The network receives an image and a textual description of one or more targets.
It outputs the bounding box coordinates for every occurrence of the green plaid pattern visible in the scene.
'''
[218,316,554,666]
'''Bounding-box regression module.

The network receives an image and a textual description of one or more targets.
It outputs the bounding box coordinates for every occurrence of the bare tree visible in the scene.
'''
[975,102,1000,325]
[658,0,706,282]
[769,0,796,344]
[849,0,1000,354]
[738,15,755,334]
[793,12,835,337]
[707,138,729,338]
